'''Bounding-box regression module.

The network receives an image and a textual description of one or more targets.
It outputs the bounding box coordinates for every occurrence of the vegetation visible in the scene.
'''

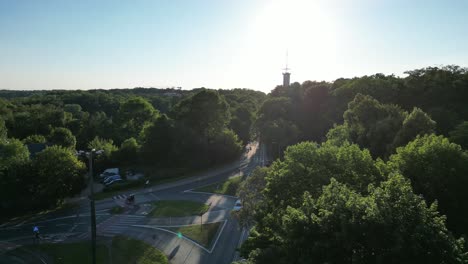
[19,241,109,264]
[170,222,222,248]
[10,236,168,264]
[194,175,242,196]
[239,141,468,264]
[112,235,168,264]
[149,200,209,217]
[0,88,264,217]
[238,65,468,264]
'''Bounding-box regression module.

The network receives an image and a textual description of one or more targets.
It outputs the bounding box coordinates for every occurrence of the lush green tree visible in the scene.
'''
[236,167,268,227]
[0,139,29,171]
[22,134,47,144]
[0,118,7,140]
[87,136,118,158]
[117,97,159,142]
[264,141,382,209]
[344,94,407,157]
[115,137,140,165]
[229,106,254,144]
[140,115,175,165]
[243,175,468,264]
[173,89,230,139]
[388,134,468,235]
[32,146,86,206]
[325,124,351,146]
[49,127,76,149]
[0,139,31,212]
[391,107,436,149]
[449,121,468,149]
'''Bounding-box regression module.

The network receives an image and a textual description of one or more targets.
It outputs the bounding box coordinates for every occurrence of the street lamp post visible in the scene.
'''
[88,149,97,264]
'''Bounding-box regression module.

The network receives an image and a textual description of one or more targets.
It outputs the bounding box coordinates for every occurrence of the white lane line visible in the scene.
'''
[209,219,227,253]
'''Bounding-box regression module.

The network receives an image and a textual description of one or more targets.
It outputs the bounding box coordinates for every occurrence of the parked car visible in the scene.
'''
[233,199,243,211]
[103,175,121,184]
[105,178,123,186]
[99,168,119,178]
[100,174,119,183]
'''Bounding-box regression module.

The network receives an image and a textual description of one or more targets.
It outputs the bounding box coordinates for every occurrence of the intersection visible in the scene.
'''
[0,142,267,264]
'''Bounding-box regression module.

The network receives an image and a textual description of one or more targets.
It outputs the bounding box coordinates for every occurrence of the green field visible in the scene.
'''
[149,200,209,217]
[8,236,167,264]
[194,175,242,196]
[170,222,222,248]
[19,241,109,264]
[112,235,168,264]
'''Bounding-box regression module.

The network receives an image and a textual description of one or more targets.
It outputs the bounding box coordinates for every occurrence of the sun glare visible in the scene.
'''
[240,0,338,82]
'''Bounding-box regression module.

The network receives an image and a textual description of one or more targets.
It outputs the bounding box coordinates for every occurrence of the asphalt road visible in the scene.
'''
[0,141,268,264]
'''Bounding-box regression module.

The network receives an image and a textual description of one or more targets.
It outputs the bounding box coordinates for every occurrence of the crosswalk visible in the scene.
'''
[112,194,128,200]
[98,215,145,237]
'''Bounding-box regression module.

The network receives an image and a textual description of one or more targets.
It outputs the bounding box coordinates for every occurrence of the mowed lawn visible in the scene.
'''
[194,175,242,196]
[170,222,222,248]
[10,236,167,264]
[149,200,209,217]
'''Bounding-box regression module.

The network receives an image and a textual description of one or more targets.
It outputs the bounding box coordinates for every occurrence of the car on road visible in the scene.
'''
[233,199,243,211]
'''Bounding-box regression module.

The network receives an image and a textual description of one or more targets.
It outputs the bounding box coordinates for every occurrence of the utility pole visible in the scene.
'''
[88,150,97,264]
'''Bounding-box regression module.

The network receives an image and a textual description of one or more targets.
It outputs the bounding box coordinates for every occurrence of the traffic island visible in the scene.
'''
[168,222,221,248]
[193,175,242,196]
[149,200,209,217]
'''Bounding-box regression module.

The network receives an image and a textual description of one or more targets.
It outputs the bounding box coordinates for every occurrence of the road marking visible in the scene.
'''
[183,190,238,199]
[148,192,160,200]
[113,194,127,200]
[133,219,227,254]
[209,219,227,253]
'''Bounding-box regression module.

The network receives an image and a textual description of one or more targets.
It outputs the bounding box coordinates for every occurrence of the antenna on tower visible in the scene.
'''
[283,49,290,73]
[282,49,291,87]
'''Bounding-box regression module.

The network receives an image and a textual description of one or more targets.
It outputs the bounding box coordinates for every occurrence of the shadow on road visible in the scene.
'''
[169,245,180,260]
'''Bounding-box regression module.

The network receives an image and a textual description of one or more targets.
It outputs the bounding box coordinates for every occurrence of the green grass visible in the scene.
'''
[9,236,168,264]
[170,222,221,248]
[149,200,209,217]
[194,175,242,196]
[21,241,109,264]
[112,235,168,264]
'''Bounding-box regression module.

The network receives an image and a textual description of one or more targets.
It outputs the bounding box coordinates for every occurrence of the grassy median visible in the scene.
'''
[194,175,242,196]
[7,236,167,264]
[149,200,209,217]
[170,222,222,248]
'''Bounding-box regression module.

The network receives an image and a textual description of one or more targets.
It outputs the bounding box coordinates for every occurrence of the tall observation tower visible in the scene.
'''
[282,51,291,87]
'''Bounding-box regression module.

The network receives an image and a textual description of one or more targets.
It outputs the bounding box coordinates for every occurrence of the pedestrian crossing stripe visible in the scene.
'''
[112,194,127,200]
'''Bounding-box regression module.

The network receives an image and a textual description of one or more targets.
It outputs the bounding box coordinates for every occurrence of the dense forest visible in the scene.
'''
[238,65,468,263]
[0,87,265,215]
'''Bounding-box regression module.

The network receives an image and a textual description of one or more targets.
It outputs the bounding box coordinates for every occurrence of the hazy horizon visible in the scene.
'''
[1,0,467,92]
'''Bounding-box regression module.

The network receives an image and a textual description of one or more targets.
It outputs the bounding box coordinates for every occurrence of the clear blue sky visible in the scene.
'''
[1,0,467,92]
